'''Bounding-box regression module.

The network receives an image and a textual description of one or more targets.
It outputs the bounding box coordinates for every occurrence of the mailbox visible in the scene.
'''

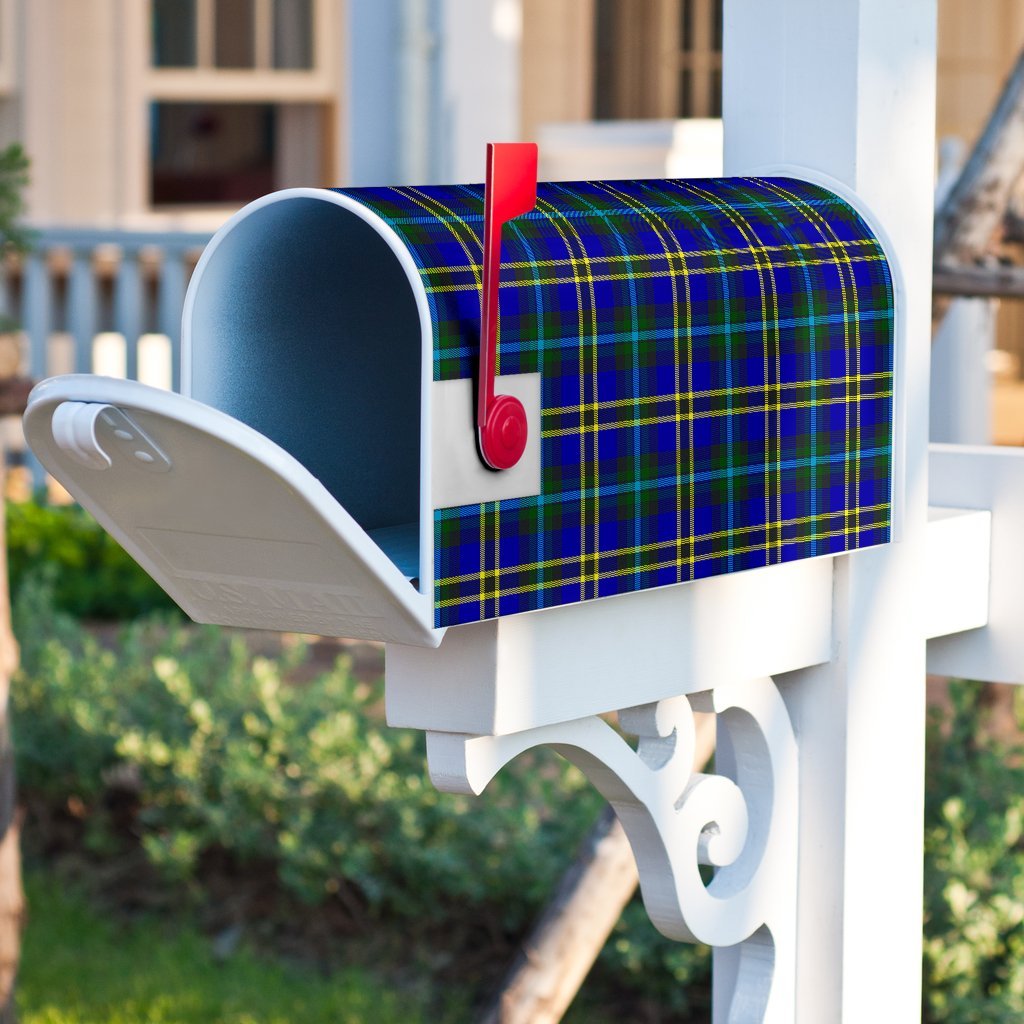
[24,159,895,647]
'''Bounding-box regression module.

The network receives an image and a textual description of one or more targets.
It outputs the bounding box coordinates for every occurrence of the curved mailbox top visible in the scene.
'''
[335,176,896,628]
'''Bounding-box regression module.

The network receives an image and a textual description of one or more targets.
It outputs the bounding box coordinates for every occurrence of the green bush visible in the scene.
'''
[11,576,710,1015]
[20,555,1024,1019]
[7,499,179,619]
[13,575,580,914]
[923,682,1024,1022]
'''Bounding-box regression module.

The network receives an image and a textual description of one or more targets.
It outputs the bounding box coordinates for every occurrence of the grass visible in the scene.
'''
[17,873,460,1024]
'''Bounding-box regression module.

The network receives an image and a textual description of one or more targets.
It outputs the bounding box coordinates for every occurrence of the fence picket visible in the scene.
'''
[5,227,212,486]
[68,252,97,376]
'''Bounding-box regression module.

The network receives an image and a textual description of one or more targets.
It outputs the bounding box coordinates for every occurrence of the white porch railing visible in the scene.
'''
[1,226,212,485]
[4,226,212,392]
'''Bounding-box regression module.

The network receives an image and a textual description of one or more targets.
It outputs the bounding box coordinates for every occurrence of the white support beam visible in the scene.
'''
[928,444,1024,684]
[722,2,936,1021]
[388,558,832,736]
[924,507,991,641]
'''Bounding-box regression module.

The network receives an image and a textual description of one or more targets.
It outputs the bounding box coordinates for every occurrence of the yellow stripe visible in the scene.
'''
[530,196,598,601]
[539,388,893,437]
[494,502,501,612]
[715,183,829,554]
[420,252,888,294]
[679,180,782,561]
[755,179,867,549]
[438,502,890,589]
[398,187,483,288]
[423,236,881,274]
[405,186,489,619]
[478,503,486,621]
[394,187,490,617]
[437,511,890,605]
[542,371,890,417]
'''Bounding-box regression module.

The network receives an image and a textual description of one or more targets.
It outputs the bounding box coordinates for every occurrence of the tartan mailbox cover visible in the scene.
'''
[23,174,895,645]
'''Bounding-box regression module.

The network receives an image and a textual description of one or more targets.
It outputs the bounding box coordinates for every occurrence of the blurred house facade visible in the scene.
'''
[0,0,1020,443]
[0,0,1018,227]
[3,0,340,230]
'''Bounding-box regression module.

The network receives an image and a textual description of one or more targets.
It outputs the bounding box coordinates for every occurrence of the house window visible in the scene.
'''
[214,0,256,68]
[150,102,275,204]
[149,100,328,207]
[145,0,334,209]
[594,0,722,120]
[274,0,314,69]
[151,0,314,71]
[678,0,723,117]
[153,0,197,67]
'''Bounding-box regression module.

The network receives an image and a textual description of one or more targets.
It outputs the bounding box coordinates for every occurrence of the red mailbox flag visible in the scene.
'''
[477,142,538,470]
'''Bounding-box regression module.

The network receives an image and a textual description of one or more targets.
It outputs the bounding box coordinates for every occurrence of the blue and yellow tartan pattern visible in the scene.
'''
[338,177,895,629]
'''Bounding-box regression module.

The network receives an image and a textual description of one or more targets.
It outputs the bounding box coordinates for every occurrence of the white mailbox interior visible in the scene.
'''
[185,193,426,581]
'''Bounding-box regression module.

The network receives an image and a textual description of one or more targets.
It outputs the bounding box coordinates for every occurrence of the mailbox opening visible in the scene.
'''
[185,193,425,581]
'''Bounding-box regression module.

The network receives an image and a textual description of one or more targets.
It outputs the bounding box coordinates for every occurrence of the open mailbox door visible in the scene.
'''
[23,375,440,647]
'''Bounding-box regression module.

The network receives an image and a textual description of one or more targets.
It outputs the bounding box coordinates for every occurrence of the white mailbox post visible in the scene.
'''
[23,1,1022,1021]
[723,4,938,1020]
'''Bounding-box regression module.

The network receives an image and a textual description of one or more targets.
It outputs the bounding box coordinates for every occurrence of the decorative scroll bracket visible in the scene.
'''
[425,675,798,1024]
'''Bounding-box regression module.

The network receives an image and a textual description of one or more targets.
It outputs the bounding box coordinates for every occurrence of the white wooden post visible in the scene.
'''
[723,2,936,1019]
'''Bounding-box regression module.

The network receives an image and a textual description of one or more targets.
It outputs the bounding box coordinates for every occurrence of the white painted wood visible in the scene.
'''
[23,375,440,647]
[386,556,832,735]
[430,374,541,508]
[536,119,723,182]
[925,507,991,640]
[928,444,1024,682]
[723,2,936,1021]
[427,676,797,1021]
[398,0,437,185]
[480,716,716,1024]
[344,1,407,185]
[930,298,995,445]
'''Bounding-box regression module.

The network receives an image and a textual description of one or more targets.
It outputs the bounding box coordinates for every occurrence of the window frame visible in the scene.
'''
[121,0,340,221]
[594,0,722,121]
[148,0,335,102]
